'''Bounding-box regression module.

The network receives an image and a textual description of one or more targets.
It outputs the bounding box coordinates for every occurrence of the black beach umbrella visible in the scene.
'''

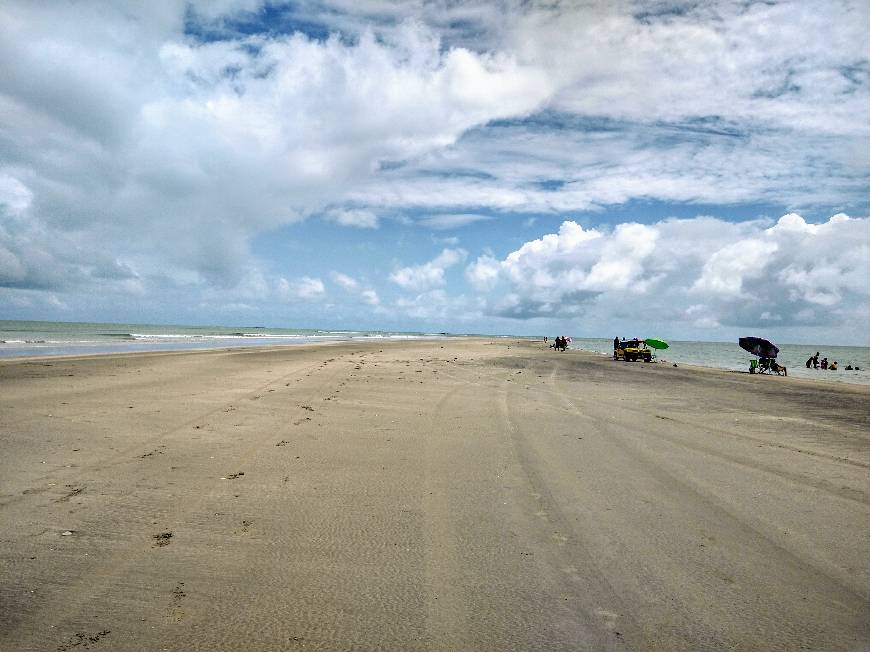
[738,336,779,359]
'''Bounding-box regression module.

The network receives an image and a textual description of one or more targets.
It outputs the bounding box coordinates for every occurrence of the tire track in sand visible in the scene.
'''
[497,372,635,650]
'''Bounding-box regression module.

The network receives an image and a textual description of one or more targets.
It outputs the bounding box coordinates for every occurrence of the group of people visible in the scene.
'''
[548,335,570,351]
[805,352,853,371]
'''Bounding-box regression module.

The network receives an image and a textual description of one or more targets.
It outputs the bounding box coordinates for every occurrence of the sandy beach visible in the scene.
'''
[1,338,868,650]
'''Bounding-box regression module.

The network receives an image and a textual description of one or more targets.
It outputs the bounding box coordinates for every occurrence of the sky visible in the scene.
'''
[1,0,869,344]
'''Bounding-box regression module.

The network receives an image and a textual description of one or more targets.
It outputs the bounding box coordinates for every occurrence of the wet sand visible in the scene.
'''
[1,339,868,650]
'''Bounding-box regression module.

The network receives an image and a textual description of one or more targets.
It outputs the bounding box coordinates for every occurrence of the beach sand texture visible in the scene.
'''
[1,339,868,650]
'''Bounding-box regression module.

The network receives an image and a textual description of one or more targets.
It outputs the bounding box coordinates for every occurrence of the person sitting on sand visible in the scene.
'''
[770,360,787,376]
[821,358,828,370]
[829,361,838,371]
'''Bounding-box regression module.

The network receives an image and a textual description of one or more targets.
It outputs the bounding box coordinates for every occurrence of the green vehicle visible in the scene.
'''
[614,338,652,362]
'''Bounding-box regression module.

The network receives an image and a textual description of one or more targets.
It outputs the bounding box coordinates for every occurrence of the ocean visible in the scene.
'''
[569,338,870,386]
[0,320,447,359]
[2,321,868,386]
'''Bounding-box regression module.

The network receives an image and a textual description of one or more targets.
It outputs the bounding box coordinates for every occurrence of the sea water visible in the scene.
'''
[0,320,445,359]
[569,338,870,386]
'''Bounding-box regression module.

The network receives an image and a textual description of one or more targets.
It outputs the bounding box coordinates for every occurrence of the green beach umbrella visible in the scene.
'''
[644,338,669,350]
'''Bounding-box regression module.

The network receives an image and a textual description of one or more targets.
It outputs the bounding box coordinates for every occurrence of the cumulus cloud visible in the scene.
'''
[278,276,325,300]
[465,253,500,291]
[469,214,870,331]
[390,248,467,291]
[0,3,548,297]
[331,271,380,306]
[0,174,143,293]
[331,272,360,291]
[360,289,380,306]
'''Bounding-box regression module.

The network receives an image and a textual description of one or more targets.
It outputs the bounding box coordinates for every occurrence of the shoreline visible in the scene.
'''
[2,339,867,649]
[5,337,870,393]
[571,343,870,388]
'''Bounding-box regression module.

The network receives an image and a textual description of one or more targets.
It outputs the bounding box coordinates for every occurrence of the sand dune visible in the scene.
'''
[1,339,868,650]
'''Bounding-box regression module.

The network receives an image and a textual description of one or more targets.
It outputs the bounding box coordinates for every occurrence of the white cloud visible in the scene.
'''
[418,213,493,230]
[324,208,379,229]
[465,253,500,291]
[470,214,870,331]
[0,5,549,295]
[278,276,325,300]
[692,239,773,297]
[331,272,360,291]
[360,289,380,306]
[390,247,467,291]
[331,271,380,306]
[0,173,32,217]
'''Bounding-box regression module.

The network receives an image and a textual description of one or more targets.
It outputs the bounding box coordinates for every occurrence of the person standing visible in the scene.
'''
[812,352,820,368]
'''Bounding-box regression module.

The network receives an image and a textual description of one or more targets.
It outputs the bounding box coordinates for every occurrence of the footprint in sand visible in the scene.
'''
[139,445,166,459]
[168,582,186,622]
[57,630,111,651]
[152,532,173,547]
[55,485,84,503]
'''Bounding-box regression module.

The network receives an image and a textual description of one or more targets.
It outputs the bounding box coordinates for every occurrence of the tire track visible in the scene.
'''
[548,368,869,506]
[498,370,635,649]
[543,362,869,616]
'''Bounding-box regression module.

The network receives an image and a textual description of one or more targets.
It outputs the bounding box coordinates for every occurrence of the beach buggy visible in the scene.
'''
[614,338,653,363]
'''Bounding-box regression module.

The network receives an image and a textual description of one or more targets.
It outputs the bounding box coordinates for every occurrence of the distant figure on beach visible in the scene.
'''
[829,361,838,371]
[821,358,828,370]
[806,356,813,368]
[812,352,820,368]
[614,336,620,351]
